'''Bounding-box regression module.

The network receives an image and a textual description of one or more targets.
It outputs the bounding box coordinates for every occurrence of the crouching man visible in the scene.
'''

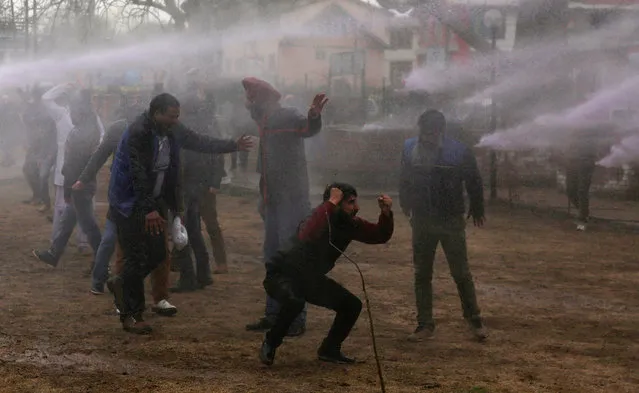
[259,183,393,365]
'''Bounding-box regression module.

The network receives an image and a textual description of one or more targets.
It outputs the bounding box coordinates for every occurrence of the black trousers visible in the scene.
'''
[116,211,167,318]
[566,161,595,222]
[264,270,362,349]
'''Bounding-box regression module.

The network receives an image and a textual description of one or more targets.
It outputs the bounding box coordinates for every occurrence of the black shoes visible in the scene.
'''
[259,339,277,366]
[246,318,306,337]
[318,342,356,364]
[246,317,274,332]
[286,324,306,337]
[32,249,58,267]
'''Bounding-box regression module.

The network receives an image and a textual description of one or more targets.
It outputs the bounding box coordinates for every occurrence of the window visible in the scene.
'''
[316,49,326,60]
[390,61,412,88]
[470,8,506,40]
[330,51,364,76]
[390,28,413,49]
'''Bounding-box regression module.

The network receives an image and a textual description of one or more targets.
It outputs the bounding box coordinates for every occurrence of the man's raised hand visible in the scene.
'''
[328,187,343,206]
[378,194,392,215]
[309,93,329,118]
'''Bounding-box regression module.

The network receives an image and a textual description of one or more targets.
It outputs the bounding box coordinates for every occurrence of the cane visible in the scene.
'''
[326,212,387,393]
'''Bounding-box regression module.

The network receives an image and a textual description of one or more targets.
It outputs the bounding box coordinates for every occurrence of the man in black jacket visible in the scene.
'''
[259,183,393,366]
[107,93,252,334]
[399,109,487,342]
[171,86,229,291]
[32,90,104,267]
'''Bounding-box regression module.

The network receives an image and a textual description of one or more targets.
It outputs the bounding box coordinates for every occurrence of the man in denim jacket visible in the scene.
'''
[399,109,487,342]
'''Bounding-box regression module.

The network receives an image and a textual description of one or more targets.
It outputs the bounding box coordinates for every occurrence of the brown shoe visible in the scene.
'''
[468,319,488,342]
[408,325,435,342]
[122,314,152,335]
[213,266,228,274]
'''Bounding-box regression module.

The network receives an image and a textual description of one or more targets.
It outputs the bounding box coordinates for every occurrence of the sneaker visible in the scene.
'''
[259,339,277,366]
[90,284,105,295]
[317,346,356,364]
[32,249,58,267]
[468,318,488,342]
[151,299,178,317]
[37,204,51,213]
[212,266,228,275]
[408,325,435,342]
[122,314,152,335]
[246,317,274,332]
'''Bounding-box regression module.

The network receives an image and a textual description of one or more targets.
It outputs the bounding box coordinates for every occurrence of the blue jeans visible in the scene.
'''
[262,198,310,326]
[50,189,102,263]
[91,218,117,288]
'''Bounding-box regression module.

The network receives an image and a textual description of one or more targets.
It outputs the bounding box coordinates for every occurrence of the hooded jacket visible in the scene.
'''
[266,200,394,279]
[108,112,239,219]
[242,77,322,205]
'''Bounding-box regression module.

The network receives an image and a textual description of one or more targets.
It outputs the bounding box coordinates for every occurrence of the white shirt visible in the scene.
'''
[42,84,75,187]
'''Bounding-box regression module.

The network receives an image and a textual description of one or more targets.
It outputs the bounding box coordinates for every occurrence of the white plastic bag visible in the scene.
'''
[172,217,189,251]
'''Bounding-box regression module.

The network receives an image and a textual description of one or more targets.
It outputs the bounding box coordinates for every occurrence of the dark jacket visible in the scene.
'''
[77,119,128,184]
[258,107,322,204]
[267,201,394,278]
[61,111,102,199]
[399,136,484,219]
[22,100,57,160]
[108,112,239,219]
[180,93,225,193]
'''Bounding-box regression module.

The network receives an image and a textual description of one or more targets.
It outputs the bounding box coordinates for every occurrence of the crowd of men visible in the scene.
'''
[8,73,493,367]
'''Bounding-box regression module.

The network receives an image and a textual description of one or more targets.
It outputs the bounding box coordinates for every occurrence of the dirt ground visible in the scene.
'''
[0,179,638,393]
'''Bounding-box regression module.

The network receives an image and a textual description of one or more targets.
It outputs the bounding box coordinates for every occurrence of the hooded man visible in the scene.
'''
[242,77,328,336]
[399,109,487,342]
[106,93,252,334]
[259,183,394,365]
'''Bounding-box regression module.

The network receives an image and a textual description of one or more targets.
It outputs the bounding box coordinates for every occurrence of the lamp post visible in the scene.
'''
[483,8,503,201]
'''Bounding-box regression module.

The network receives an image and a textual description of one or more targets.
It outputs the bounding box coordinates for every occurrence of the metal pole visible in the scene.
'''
[489,27,498,200]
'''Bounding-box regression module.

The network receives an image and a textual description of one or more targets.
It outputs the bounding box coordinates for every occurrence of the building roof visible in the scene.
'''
[570,0,639,9]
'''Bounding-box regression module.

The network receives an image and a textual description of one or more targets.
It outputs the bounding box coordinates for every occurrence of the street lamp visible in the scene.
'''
[483,8,503,201]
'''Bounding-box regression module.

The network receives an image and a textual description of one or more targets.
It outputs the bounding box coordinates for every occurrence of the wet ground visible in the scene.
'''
[0,178,638,393]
